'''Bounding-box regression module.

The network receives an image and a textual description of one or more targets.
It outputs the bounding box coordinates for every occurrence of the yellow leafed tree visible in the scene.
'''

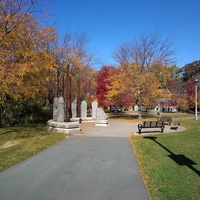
[106,62,171,110]
[0,13,57,100]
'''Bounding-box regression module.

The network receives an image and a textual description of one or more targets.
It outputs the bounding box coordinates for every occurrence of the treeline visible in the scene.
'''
[0,1,199,126]
[96,60,200,113]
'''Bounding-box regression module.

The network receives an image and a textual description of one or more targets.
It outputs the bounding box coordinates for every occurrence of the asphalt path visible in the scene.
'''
[0,119,151,200]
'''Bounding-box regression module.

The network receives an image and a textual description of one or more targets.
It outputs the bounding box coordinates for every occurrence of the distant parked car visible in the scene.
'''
[170,107,177,113]
[110,107,116,113]
[116,108,122,113]
[110,107,122,113]
[163,107,177,113]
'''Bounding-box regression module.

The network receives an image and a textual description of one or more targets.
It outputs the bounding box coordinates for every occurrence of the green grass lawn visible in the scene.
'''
[1,115,199,200]
[0,124,66,172]
[130,119,200,200]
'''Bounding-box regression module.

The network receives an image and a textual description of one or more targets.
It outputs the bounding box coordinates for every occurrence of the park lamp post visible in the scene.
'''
[195,79,199,120]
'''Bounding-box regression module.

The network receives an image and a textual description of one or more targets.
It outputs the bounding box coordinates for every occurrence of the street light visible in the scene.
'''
[195,79,199,120]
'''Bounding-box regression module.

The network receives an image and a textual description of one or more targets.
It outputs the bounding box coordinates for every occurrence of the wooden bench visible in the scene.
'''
[158,116,172,125]
[138,121,165,134]
[170,118,182,130]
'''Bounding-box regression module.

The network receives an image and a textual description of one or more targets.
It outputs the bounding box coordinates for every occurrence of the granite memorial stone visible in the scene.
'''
[81,100,87,119]
[92,101,98,119]
[71,100,77,118]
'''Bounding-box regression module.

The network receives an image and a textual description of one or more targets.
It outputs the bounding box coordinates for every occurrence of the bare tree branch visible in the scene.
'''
[113,31,177,72]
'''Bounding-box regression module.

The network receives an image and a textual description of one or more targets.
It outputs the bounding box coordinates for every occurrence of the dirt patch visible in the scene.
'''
[0,141,20,148]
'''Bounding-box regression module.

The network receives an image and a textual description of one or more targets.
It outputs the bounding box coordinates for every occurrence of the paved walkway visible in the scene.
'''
[78,118,136,137]
[78,118,184,137]
[0,118,183,200]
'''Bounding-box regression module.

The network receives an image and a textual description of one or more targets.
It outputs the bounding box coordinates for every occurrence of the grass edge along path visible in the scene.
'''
[130,119,200,200]
[0,124,67,172]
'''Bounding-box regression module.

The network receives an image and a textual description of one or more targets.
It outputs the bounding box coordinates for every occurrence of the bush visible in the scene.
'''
[0,97,52,126]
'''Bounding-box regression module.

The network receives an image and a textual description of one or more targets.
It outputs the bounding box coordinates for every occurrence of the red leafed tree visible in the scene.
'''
[186,76,200,108]
[96,66,116,107]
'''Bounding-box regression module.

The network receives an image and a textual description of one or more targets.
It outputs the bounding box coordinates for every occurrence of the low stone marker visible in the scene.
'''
[95,108,108,126]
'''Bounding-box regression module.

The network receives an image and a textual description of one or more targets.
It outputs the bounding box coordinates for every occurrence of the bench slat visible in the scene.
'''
[138,121,165,134]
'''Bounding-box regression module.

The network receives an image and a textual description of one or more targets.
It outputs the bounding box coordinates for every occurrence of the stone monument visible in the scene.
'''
[53,97,65,122]
[81,100,87,119]
[92,101,98,119]
[71,100,77,118]
[95,108,108,126]
[47,97,80,134]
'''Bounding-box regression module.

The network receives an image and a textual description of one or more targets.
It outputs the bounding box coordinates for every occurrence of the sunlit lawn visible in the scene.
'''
[130,119,200,200]
[1,114,199,200]
[0,124,66,172]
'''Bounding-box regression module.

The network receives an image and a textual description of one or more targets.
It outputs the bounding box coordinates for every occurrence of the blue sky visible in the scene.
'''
[46,0,200,69]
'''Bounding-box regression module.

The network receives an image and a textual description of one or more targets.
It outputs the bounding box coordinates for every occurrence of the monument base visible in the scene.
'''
[95,120,108,126]
[81,117,94,122]
[70,117,95,123]
[70,118,81,122]
[47,120,80,134]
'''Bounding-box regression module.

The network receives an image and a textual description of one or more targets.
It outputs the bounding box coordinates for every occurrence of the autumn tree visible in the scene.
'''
[51,31,96,120]
[0,0,56,100]
[0,22,58,125]
[165,60,200,112]
[0,0,59,125]
[186,76,200,109]
[96,66,117,107]
[113,31,176,73]
[104,62,170,116]
[0,0,40,42]
[0,0,97,124]
[112,31,175,116]
[63,31,95,102]
[180,60,200,82]
[177,97,189,112]
[0,13,57,98]
[106,63,139,108]
[164,63,190,108]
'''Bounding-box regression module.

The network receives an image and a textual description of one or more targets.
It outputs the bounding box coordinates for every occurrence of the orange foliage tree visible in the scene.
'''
[0,14,57,100]
[106,63,170,111]
[110,31,176,116]
[0,0,60,124]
